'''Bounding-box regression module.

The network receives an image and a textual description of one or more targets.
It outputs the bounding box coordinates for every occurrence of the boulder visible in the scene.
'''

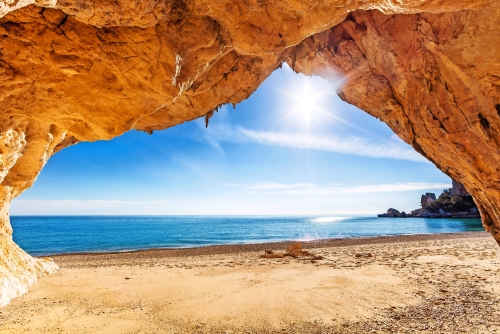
[387,208,401,217]
[378,208,407,218]
[285,242,302,257]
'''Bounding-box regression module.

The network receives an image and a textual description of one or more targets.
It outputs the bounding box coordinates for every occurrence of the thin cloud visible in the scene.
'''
[238,182,451,195]
[243,182,318,191]
[10,199,169,215]
[206,124,428,163]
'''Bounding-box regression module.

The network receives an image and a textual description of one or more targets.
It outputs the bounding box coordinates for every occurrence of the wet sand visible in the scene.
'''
[1,232,499,333]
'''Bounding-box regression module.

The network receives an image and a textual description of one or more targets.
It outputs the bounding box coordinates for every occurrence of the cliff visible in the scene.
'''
[410,182,479,218]
[0,0,499,305]
[378,181,479,218]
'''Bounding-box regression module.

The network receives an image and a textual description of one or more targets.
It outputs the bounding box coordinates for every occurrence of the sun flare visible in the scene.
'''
[274,73,364,133]
[296,83,318,117]
[274,76,336,128]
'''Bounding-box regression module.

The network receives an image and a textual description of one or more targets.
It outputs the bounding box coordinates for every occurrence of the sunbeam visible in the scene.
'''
[271,74,364,135]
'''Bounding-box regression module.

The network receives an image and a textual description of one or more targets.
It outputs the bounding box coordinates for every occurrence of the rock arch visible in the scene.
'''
[0,0,499,305]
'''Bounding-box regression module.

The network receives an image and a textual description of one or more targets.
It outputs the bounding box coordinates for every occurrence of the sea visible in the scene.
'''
[11,215,484,256]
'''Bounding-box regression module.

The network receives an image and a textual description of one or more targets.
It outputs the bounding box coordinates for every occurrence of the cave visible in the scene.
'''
[0,0,499,306]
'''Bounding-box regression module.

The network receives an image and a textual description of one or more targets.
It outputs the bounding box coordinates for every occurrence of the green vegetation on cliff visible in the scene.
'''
[425,189,476,213]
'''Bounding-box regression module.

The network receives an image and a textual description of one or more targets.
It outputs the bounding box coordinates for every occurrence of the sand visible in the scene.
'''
[1,232,499,333]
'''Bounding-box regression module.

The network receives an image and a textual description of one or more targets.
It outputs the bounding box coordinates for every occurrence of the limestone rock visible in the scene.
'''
[259,253,284,259]
[388,208,402,217]
[451,180,470,197]
[421,193,437,208]
[378,208,406,218]
[260,249,284,258]
[285,242,302,257]
[0,0,499,305]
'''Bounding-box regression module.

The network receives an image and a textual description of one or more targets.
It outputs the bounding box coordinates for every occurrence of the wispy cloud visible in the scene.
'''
[204,124,427,163]
[10,199,169,215]
[236,182,451,195]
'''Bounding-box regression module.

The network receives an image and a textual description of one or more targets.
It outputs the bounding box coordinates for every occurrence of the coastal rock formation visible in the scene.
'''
[421,193,437,208]
[0,0,500,304]
[451,180,471,197]
[378,208,405,218]
[410,182,479,218]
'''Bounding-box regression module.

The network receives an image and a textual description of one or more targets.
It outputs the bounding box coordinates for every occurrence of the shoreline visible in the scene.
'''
[46,231,490,261]
[4,231,499,333]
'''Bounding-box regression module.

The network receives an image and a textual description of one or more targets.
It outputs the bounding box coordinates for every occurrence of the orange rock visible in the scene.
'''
[285,242,302,257]
[0,0,499,307]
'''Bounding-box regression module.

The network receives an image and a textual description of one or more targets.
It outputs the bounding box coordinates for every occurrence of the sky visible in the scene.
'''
[11,64,451,215]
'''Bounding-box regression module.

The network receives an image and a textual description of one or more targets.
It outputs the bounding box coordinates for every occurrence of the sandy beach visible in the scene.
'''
[1,232,499,333]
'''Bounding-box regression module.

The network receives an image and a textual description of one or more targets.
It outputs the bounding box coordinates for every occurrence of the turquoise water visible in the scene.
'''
[11,215,484,256]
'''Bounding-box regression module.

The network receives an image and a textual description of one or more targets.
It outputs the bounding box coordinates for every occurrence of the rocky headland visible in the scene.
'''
[378,181,480,218]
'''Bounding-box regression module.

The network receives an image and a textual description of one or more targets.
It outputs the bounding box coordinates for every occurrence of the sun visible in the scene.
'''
[296,82,318,117]
[272,73,362,133]
[274,77,333,128]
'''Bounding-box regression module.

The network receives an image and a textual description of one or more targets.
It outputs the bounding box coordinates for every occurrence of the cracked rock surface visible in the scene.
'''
[0,0,499,304]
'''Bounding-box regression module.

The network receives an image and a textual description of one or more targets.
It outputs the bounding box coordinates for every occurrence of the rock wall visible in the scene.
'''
[0,0,499,304]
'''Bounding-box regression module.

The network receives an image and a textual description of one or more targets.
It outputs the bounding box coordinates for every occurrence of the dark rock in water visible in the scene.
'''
[387,208,401,217]
[377,208,406,218]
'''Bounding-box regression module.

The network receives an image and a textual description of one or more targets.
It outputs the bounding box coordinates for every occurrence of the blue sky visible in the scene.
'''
[11,64,451,215]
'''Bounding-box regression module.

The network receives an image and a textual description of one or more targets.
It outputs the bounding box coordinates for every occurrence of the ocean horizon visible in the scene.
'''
[11,215,484,256]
